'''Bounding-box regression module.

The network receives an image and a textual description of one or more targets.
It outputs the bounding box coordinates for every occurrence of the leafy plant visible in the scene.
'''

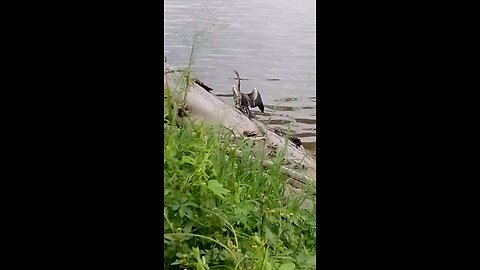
[164,67,316,269]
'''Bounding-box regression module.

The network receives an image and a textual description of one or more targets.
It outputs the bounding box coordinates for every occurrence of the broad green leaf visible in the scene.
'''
[264,261,272,270]
[186,207,193,218]
[264,226,276,246]
[234,203,250,216]
[195,261,205,270]
[207,180,230,199]
[179,206,187,218]
[164,234,175,241]
[170,259,182,265]
[305,255,316,266]
[278,262,296,270]
[253,247,264,261]
[205,198,216,209]
[171,201,180,211]
[183,222,193,233]
[252,235,262,245]
[181,155,196,165]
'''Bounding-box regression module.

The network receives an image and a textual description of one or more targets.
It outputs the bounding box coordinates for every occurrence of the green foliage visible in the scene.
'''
[164,76,316,269]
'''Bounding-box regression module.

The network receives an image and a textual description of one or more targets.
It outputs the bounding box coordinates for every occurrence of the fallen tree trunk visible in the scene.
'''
[164,63,316,190]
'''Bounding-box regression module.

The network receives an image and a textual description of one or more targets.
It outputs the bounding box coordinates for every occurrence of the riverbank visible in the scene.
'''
[164,72,316,269]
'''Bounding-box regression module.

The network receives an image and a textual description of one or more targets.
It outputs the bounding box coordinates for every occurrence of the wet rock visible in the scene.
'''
[272,127,302,148]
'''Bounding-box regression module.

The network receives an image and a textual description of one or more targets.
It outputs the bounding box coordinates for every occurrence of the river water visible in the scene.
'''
[164,0,316,158]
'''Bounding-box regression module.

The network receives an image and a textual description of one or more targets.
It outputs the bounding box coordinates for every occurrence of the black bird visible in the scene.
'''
[232,70,264,118]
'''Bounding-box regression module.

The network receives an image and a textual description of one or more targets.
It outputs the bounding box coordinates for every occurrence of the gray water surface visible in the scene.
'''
[164,0,316,158]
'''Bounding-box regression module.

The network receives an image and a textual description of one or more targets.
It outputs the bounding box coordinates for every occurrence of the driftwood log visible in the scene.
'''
[164,62,316,195]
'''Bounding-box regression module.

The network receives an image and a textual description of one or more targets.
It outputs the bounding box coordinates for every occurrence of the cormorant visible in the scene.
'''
[232,70,264,119]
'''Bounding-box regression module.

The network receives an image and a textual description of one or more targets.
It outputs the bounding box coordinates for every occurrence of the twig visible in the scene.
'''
[194,79,213,92]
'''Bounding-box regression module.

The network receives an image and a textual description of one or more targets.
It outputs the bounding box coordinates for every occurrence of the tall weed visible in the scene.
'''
[164,80,316,269]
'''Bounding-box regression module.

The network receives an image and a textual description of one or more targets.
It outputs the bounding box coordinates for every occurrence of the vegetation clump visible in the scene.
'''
[164,71,316,270]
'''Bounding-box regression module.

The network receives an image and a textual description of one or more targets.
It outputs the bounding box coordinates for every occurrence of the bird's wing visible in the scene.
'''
[241,93,251,107]
[247,88,264,113]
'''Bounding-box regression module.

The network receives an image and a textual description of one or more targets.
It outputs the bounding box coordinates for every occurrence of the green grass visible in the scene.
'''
[164,69,316,270]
